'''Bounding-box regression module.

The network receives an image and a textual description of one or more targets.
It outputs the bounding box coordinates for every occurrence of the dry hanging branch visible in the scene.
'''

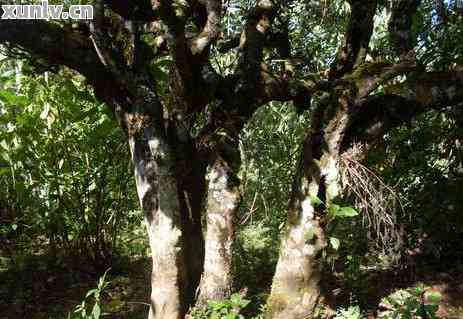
[340,150,406,255]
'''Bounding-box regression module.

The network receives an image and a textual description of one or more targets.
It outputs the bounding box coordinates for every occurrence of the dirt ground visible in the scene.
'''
[1,253,462,319]
[0,254,151,319]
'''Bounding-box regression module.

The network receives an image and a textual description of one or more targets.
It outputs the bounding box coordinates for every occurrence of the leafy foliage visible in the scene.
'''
[68,269,111,319]
[0,61,143,268]
[190,293,251,319]
[378,285,442,319]
[334,305,363,319]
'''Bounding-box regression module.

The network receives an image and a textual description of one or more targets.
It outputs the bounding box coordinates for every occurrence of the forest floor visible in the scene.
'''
[0,252,151,319]
[1,251,463,319]
[323,261,463,319]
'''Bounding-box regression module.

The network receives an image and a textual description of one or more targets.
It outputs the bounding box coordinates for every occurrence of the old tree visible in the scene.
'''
[1,0,462,318]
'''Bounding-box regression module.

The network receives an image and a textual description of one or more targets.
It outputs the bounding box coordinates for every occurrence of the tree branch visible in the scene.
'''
[104,0,158,21]
[0,20,105,83]
[232,0,281,109]
[349,57,417,99]
[343,70,463,149]
[0,18,165,129]
[388,0,421,56]
[89,0,126,80]
[190,0,222,55]
[329,0,377,79]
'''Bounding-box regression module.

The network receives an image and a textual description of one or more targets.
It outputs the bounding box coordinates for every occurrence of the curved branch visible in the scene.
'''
[329,0,377,79]
[388,0,421,55]
[349,57,417,99]
[0,19,163,127]
[343,70,463,149]
[229,0,281,112]
[190,0,222,55]
[0,20,106,83]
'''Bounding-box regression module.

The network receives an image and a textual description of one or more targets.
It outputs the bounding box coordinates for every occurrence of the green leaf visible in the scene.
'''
[0,140,9,151]
[426,291,442,304]
[309,195,323,206]
[208,300,224,311]
[0,167,10,175]
[329,237,340,250]
[92,303,101,319]
[85,288,98,298]
[0,90,27,106]
[337,207,359,218]
[424,304,439,314]
[328,204,340,217]
[414,284,426,295]
[230,293,241,304]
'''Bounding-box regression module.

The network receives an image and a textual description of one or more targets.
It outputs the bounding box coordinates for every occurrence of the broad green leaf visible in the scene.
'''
[426,291,442,304]
[330,237,340,250]
[0,90,27,106]
[328,204,340,217]
[337,207,359,218]
[309,195,323,206]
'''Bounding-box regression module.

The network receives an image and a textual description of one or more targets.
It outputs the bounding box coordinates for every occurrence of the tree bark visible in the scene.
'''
[196,154,241,305]
[267,97,350,319]
[172,134,207,308]
[128,121,187,319]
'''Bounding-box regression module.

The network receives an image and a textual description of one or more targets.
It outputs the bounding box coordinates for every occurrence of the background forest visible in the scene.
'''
[1,0,463,319]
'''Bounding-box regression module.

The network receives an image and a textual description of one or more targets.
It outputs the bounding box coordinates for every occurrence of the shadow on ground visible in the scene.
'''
[322,259,463,318]
[0,252,151,319]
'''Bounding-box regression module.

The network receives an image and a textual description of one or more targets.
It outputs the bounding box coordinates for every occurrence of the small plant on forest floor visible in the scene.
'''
[189,292,251,319]
[334,305,364,319]
[378,284,442,319]
[68,268,111,319]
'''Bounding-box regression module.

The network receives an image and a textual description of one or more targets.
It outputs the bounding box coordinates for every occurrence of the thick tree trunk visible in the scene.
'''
[128,124,187,319]
[196,155,240,305]
[267,100,350,319]
[173,137,207,307]
[265,142,329,319]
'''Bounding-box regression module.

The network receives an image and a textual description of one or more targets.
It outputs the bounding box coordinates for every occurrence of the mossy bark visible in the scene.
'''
[267,97,350,319]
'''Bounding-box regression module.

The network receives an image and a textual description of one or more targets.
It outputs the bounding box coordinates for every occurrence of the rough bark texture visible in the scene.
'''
[197,155,240,305]
[329,0,377,79]
[267,94,351,319]
[128,122,187,319]
[174,143,207,308]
